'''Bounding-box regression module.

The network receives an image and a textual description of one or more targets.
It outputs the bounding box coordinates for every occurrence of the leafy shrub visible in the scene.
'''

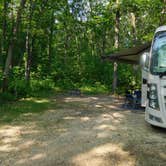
[9,79,29,97]
[0,92,16,103]
[80,82,109,94]
[56,78,75,90]
[30,78,55,94]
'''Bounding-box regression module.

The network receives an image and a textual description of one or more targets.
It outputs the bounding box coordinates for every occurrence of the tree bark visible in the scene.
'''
[101,28,106,56]
[25,0,34,82]
[2,0,27,92]
[113,0,120,94]
[0,0,8,69]
[130,12,137,44]
[48,10,54,72]
[25,33,32,82]
[160,0,166,25]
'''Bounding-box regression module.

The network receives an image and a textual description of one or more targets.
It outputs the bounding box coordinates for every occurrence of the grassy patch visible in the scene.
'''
[80,83,110,95]
[0,96,55,124]
[30,89,61,97]
[0,85,109,124]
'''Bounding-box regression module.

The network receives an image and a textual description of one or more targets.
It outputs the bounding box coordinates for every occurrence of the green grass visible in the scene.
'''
[0,85,109,125]
[80,84,110,95]
[0,95,56,124]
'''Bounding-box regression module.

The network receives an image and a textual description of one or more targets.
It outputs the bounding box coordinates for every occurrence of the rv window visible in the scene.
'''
[151,31,166,74]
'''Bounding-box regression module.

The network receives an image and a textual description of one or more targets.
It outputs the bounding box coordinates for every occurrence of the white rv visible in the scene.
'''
[141,25,166,128]
[103,25,166,128]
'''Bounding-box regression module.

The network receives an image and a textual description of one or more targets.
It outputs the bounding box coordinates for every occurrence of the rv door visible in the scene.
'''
[140,53,149,107]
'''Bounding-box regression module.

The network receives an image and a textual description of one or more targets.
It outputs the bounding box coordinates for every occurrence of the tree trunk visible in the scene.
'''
[63,0,71,65]
[113,0,120,94]
[160,0,166,25]
[0,0,8,69]
[130,12,137,44]
[2,0,26,92]
[25,33,32,82]
[48,10,54,72]
[101,28,106,56]
[25,0,34,82]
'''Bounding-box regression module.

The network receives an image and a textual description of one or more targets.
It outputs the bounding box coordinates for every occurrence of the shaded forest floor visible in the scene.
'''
[0,94,166,166]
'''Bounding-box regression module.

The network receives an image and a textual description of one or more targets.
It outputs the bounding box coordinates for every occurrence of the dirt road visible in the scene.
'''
[0,95,166,166]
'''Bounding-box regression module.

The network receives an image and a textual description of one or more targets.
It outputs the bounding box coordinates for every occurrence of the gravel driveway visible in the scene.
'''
[0,95,166,166]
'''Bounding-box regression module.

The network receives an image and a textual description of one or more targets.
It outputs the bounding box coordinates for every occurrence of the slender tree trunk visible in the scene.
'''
[75,35,80,63]
[25,33,32,82]
[101,26,106,56]
[63,0,70,65]
[113,0,120,94]
[48,10,54,72]
[130,12,137,44]
[64,31,69,65]
[2,0,26,92]
[0,0,8,68]
[160,0,166,25]
[25,0,33,82]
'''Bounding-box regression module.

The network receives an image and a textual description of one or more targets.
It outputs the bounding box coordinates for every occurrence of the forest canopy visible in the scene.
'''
[0,0,166,100]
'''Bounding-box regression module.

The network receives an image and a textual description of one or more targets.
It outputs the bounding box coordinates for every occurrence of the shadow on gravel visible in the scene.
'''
[0,95,165,166]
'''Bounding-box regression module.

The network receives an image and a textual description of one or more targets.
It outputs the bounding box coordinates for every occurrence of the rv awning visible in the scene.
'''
[102,42,151,64]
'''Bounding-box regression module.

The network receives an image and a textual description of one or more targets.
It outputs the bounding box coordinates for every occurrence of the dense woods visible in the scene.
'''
[0,0,166,100]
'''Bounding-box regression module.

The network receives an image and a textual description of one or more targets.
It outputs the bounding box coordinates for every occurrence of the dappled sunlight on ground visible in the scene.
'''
[0,126,22,152]
[21,98,50,104]
[72,143,135,166]
[0,95,166,166]
[64,96,99,103]
[0,126,22,138]
[95,124,117,131]
[16,153,46,165]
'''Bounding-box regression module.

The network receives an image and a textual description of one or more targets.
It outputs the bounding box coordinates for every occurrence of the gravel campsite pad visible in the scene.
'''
[0,95,166,166]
